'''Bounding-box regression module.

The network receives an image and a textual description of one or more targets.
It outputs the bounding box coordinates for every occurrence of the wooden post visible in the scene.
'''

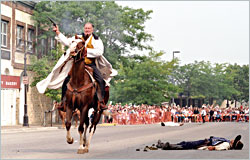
[50,111,53,127]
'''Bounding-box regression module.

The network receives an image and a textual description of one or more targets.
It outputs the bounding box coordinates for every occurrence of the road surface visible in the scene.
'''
[1,122,249,159]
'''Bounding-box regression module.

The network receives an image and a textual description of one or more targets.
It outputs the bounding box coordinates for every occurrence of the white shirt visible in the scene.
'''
[198,142,230,151]
[201,110,206,116]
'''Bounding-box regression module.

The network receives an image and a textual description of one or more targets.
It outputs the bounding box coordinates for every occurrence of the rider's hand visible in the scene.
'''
[53,25,60,35]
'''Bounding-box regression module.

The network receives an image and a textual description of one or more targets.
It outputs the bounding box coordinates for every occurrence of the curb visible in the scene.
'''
[99,123,117,126]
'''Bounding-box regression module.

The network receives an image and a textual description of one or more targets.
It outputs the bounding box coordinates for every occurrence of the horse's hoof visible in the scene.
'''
[67,137,74,144]
[77,148,88,154]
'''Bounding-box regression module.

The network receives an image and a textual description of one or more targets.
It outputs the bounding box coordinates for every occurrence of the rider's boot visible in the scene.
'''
[98,100,108,110]
[104,86,110,105]
[96,85,108,110]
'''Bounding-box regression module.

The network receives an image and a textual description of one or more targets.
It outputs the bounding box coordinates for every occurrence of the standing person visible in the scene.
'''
[193,107,199,122]
[36,22,117,110]
[201,107,207,123]
[209,108,214,122]
[170,106,176,122]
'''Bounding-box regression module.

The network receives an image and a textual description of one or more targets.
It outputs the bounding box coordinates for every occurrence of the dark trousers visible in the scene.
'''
[86,63,105,99]
[61,62,105,101]
[209,115,214,122]
[177,139,207,149]
[202,115,206,123]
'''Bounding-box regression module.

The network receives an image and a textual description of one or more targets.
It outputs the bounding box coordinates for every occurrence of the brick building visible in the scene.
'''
[1,1,57,126]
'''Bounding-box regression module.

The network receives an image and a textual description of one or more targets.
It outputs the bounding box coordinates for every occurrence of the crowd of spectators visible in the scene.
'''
[103,103,249,125]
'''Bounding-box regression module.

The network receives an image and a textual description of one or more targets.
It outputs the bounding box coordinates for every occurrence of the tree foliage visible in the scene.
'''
[174,61,248,104]
[30,1,249,105]
[29,44,64,102]
[110,52,180,105]
[30,1,153,101]
[32,1,153,68]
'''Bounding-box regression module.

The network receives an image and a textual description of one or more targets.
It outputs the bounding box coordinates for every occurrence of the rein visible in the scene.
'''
[59,46,85,73]
[65,44,94,106]
[73,46,85,63]
[67,82,94,106]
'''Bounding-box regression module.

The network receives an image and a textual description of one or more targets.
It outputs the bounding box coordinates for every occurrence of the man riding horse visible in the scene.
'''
[36,22,117,110]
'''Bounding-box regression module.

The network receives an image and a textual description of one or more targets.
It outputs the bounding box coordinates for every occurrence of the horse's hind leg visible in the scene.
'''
[85,110,103,151]
[65,106,74,144]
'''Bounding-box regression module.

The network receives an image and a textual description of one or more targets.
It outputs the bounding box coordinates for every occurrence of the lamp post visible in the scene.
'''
[173,51,180,60]
[171,51,181,106]
[22,40,29,127]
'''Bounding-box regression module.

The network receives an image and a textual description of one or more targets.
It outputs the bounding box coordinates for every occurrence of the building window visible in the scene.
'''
[27,29,34,53]
[1,21,8,47]
[16,25,24,50]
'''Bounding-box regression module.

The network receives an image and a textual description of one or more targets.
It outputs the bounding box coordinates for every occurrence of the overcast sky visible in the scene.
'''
[116,1,249,65]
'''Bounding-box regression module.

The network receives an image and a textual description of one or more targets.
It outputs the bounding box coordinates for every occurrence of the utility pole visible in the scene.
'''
[23,40,29,127]
[171,51,181,106]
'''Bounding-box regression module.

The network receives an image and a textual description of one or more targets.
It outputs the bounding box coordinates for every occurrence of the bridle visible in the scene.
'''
[70,44,85,63]
[59,40,85,73]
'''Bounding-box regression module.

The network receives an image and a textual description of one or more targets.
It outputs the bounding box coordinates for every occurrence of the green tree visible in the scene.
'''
[32,1,153,67]
[30,1,153,101]
[175,61,238,105]
[29,44,64,102]
[225,64,249,103]
[174,61,214,101]
[110,51,180,105]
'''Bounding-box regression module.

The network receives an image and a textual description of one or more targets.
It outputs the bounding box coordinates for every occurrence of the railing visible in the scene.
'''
[43,109,56,127]
[107,112,249,125]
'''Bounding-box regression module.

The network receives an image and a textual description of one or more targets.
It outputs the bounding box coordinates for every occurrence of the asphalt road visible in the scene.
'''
[1,122,249,159]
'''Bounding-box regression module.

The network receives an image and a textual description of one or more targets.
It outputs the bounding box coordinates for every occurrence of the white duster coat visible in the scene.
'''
[36,33,117,94]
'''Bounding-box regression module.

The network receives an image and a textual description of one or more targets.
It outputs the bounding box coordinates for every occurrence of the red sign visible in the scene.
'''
[1,75,20,89]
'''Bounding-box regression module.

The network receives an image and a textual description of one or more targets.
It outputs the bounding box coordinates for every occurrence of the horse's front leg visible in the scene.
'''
[65,105,74,144]
[77,105,89,154]
[83,116,89,147]
[74,112,78,128]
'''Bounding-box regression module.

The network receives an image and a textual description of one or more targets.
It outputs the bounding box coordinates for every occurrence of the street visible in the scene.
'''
[1,122,249,159]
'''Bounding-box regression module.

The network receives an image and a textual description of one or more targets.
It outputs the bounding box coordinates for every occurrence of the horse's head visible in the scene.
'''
[69,35,86,62]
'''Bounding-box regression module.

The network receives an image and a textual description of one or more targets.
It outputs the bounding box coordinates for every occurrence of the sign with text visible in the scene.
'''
[23,76,29,84]
[1,75,20,89]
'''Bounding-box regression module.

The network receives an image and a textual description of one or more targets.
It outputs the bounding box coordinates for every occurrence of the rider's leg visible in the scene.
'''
[86,63,107,110]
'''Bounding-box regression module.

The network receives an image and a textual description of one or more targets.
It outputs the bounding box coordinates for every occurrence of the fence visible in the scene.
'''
[107,112,249,125]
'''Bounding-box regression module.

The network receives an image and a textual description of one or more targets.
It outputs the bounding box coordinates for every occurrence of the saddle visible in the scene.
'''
[67,65,95,83]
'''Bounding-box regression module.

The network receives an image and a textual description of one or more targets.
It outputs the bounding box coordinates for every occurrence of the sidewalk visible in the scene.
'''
[1,124,60,134]
[1,123,117,134]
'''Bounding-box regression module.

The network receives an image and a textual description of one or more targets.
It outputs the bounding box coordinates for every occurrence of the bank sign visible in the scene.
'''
[1,75,20,89]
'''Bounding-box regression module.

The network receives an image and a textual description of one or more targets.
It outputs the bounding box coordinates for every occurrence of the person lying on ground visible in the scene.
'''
[160,121,184,126]
[156,135,243,151]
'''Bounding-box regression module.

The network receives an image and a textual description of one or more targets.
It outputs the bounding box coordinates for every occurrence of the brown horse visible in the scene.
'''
[64,36,106,154]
